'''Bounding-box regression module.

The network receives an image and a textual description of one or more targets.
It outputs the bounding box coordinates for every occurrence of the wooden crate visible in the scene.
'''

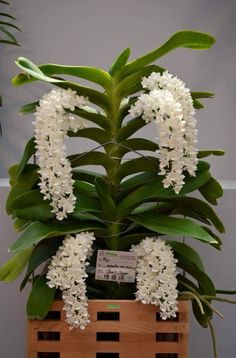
[28,300,189,358]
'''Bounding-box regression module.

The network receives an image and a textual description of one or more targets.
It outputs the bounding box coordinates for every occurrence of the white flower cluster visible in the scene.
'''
[46,232,95,329]
[131,237,179,320]
[34,88,88,220]
[129,71,198,193]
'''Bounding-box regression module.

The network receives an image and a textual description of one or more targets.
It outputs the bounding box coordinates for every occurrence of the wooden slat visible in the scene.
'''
[28,300,189,358]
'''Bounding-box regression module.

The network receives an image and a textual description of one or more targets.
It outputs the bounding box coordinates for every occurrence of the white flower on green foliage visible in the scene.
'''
[34,88,88,220]
[132,237,179,320]
[46,232,95,329]
[129,71,198,193]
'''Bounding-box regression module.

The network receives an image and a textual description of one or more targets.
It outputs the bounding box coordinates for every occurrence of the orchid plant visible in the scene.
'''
[0,30,235,357]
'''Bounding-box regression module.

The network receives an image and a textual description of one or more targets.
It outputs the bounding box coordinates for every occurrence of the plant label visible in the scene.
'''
[95,250,137,283]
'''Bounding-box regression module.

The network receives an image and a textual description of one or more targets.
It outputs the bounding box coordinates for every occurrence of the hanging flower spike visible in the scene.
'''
[46,232,95,329]
[34,88,88,220]
[131,237,179,320]
[129,71,198,194]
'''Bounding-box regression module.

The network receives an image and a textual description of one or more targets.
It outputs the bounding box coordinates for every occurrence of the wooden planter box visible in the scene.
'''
[28,300,189,358]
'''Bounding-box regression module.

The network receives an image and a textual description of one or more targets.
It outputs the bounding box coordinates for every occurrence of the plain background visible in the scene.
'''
[0,0,236,357]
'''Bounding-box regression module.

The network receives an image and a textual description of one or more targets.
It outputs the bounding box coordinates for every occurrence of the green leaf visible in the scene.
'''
[10,220,105,252]
[117,167,211,217]
[117,156,160,181]
[95,177,116,219]
[118,138,158,157]
[109,48,131,76]
[19,101,38,114]
[116,65,164,98]
[72,193,101,217]
[72,107,110,130]
[11,190,53,221]
[14,57,110,111]
[117,116,147,141]
[191,91,214,99]
[69,152,114,172]
[193,99,204,109]
[197,150,225,159]
[0,1,10,5]
[168,240,205,272]
[6,164,39,215]
[0,247,32,282]
[167,197,225,233]
[0,21,21,31]
[0,25,19,45]
[118,230,156,250]
[129,212,218,244]
[72,169,102,184]
[118,31,215,79]
[14,218,31,232]
[19,102,110,130]
[178,264,215,296]
[199,177,223,205]
[74,180,97,198]
[68,127,110,145]
[16,137,36,177]
[13,62,111,90]
[27,276,56,319]
[120,172,158,193]
[0,13,15,20]
[21,237,63,290]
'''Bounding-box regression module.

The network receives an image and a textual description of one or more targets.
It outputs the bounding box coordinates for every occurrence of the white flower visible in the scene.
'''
[131,237,179,320]
[34,88,88,220]
[46,232,95,329]
[129,71,198,194]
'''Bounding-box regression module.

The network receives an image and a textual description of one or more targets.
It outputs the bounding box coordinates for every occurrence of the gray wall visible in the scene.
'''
[0,0,236,357]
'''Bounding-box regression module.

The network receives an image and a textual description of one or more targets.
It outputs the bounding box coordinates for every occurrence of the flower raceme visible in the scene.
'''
[131,237,179,320]
[34,88,88,220]
[129,71,198,194]
[46,232,95,329]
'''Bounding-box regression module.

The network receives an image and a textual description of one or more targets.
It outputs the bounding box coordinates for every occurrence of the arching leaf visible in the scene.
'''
[10,190,53,221]
[16,137,36,178]
[0,247,32,282]
[168,241,205,272]
[199,177,223,205]
[129,212,218,244]
[197,150,225,159]
[68,127,110,145]
[20,237,64,290]
[13,62,112,90]
[27,276,55,319]
[109,47,131,76]
[118,31,215,79]
[14,57,110,111]
[69,152,114,172]
[9,220,105,252]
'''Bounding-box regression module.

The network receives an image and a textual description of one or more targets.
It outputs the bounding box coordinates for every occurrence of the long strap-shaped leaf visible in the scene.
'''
[0,24,18,45]
[117,166,211,217]
[0,20,20,31]
[14,58,110,111]
[68,152,114,171]
[9,221,106,252]
[117,31,215,80]
[109,47,131,76]
[13,62,112,90]
[19,102,110,130]
[68,127,110,145]
[129,212,217,244]
[0,12,15,19]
